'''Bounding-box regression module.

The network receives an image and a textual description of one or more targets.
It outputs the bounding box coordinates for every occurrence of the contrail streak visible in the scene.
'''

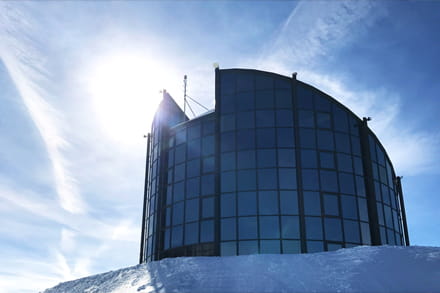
[0,2,86,214]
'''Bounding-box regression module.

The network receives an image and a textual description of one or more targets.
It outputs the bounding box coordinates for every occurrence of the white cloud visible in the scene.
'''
[0,2,86,214]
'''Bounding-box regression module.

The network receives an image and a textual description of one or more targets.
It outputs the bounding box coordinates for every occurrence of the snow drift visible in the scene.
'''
[43,246,440,293]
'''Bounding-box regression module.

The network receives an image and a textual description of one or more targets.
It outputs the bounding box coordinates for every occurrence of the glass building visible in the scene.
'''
[139,68,409,263]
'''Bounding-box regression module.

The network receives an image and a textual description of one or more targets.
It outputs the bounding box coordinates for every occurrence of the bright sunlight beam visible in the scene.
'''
[86,51,167,144]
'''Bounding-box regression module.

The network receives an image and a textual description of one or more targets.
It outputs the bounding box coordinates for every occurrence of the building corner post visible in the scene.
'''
[396,176,410,246]
[140,133,152,264]
[359,118,381,245]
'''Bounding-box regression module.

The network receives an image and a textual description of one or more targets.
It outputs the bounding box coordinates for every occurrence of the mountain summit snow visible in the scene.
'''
[43,246,440,293]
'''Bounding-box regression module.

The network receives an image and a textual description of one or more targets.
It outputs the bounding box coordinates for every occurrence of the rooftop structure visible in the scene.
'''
[139,68,409,263]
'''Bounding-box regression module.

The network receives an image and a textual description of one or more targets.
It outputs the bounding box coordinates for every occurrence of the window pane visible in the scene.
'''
[317,130,334,151]
[319,152,335,169]
[221,171,236,192]
[256,90,274,109]
[171,225,183,247]
[236,72,254,92]
[187,159,200,178]
[256,110,275,127]
[259,216,280,238]
[257,128,276,148]
[203,157,215,173]
[339,173,355,194]
[276,110,294,127]
[358,198,369,222]
[221,193,236,217]
[361,222,371,245]
[300,128,316,148]
[256,75,273,90]
[302,169,318,190]
[327,243,342,252]
[341,195,358,220]
[258,169,278,190]
[173,182,184,202]
[344,220,360,243]
[236,111,255,129]
[275,89,292,108]
[281,216,300,238]
[277,128,295,148]
[307,241,324,253]
[188,124,200,140]
[237,92,254,111]
[201,174,215,195]
[280,191,298,214]
[304,191,321,216]
[259,191,279,215]
[202,197,215,218]
[316,112,331,129]
[187,139,201,160]
[174,163,185,182]
[257,149,277,168]
[297,86,314,109]
[314,95,331,112]
[221,114,235,132]
[301,150,317,168]
[221,242,237,256]
[333,106,348,132]
[175,144,186,164]
[200,220,214,242]
[305,217,323,240]
[173,202,184,225]
[176,129,186,145]
[185,222,199,245]
[278,149,296,168]
[237,169,257,190]
[337,154,352,173]
[221,152,236,171]
[299,110,315,127]
[185,199,199,222]
[186,177,200,198]
[260,240,281,254]
[237,129,255,150]
[335,133,350,153]
[238,192,257,216]
[320,170,338,192]
[239,217,258,239]
[221,132,235,152]
[279,168,297,189]
[221,218,236,241]
[324,194,339,216]
[239,240,258,255]
[203,119,215,135]
[237,150,256,169]
[283,240,301,254]
[324,217,342,241]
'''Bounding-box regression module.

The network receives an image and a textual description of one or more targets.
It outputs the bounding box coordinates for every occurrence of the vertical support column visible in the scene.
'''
[139,133,152,264]
[214,67,221,256]
[359,118,381,245]
[396,176,410,246]
[291,74,306,253]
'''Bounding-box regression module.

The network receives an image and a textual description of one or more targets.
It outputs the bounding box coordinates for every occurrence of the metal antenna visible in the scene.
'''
[183,75,187,116]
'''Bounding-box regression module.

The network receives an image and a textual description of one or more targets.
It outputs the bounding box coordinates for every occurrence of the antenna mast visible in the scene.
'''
[183,75,187,116]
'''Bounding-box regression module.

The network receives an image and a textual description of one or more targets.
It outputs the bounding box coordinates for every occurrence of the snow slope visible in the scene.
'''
[43,246,440,293]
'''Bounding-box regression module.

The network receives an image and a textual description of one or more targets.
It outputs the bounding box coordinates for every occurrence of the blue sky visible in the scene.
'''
[0,1,439,292]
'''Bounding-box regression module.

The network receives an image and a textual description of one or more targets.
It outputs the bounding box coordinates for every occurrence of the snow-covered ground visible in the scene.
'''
[43,246,440,293]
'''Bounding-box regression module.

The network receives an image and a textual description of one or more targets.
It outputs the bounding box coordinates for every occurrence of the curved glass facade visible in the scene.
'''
[140,69,409,263]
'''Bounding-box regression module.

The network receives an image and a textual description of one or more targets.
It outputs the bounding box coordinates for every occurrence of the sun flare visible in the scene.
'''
[86,51,167,144]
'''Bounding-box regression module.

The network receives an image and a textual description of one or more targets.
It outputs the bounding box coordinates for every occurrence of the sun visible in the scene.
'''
[86,51,166,144]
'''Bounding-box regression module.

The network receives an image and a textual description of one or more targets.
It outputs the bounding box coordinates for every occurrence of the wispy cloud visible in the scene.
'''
[0,2,86,213]
[255,1,439,176]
